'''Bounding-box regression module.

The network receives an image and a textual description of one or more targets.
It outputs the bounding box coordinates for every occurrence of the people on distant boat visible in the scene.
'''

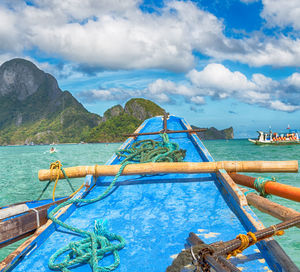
[250,129,299,144]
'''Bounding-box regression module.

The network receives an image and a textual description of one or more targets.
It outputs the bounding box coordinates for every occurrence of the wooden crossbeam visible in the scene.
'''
[124,128,206,137]
[124,113,207,137]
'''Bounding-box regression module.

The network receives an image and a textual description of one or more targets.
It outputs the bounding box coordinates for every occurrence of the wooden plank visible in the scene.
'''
[0,230,35,249]
[0,208,48,245]
[0,204,29,220]
[240,188,300,228]
[162,112,169,133]
[0,198,68,246]
[123,128,206,137]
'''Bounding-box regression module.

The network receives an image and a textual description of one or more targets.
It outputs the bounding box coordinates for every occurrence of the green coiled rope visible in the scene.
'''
[48,133,186,271]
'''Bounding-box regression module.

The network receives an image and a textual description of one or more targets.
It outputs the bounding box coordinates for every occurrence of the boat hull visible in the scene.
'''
[1,116,298,272]
[248,139,300,145]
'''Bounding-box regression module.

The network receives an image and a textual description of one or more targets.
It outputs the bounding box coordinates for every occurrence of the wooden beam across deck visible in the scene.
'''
[38,160,298,181]
[124,113,207,137]
[124,128,206,137]
[240,187,300,228]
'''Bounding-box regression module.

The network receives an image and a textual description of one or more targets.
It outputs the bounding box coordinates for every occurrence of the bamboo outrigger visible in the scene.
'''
[38,160,298,181]
[1,115,299,272]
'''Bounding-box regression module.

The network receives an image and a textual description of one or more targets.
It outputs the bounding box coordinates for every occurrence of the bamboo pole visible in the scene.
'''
[38,160,298,181]
[229,173,300,202]
[240,188,300,228]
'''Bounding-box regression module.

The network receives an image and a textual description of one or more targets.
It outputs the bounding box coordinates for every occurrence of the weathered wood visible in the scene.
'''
[229,173,300,202]
[0,230,35,249]
[39,160,298,181]
[0,210,47,246]
[163,112,169,133]
[0,198,68,247]
[0,204,29,220]
[0,201,73,271]
[124,128,206,137]
[240,188,300,228]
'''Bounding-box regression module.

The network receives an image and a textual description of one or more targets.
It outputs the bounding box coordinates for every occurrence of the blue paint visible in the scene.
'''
[3,116,292,272]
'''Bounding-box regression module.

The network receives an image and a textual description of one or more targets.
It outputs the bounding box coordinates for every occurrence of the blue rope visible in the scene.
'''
[253,176,276,197]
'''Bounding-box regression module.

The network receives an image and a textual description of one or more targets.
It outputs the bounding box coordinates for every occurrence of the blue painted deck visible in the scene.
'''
[3,116,288,271]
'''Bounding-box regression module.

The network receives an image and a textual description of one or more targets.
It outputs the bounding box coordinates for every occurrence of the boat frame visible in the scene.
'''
[0,116,298,272]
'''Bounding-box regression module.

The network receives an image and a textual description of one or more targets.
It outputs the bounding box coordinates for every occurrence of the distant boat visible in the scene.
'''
[49,147,56,153]
[248,130,300,145]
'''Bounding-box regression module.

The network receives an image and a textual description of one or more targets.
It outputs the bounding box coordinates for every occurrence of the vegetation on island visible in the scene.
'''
[0,58,233,145]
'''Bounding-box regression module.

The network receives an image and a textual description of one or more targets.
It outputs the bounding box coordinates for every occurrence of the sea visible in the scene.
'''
[0,139,299,267]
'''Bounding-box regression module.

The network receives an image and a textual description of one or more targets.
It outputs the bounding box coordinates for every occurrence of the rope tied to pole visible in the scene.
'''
[37,161,76,201]
[254,176,276,197]
[226,228,284,259]
[48,133,186,271]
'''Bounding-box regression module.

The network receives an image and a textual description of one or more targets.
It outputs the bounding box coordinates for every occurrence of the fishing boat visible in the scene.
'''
[248,130,300,145]
[1,115,299,272]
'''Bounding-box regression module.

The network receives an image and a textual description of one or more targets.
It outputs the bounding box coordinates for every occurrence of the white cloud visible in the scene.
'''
[188,64,255,94]
[79,63,300,112]
[187,63,299,112]
[0,0,227,72]
[261,0,300,30]
[1,0,300,72]
[269,100,300,112]
[286,73,300,87]
[79,88,132,102]
[190,96,205,105]
[0,7,23,52]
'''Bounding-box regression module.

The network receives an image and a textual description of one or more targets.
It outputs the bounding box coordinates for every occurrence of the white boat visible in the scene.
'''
[248,130,300,145]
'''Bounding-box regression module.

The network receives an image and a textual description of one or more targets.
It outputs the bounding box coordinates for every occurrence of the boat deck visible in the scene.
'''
[2,116,293,272]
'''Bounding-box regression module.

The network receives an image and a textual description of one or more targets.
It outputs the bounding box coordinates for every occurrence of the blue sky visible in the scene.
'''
[1,0,300,137]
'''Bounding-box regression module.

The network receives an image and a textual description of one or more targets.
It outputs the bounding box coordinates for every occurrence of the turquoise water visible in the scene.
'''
[0,140,299,267]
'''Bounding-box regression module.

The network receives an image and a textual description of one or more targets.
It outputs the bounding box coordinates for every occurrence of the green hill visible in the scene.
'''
[0,58,233,144]
[86,98,166,142]
[0,58,101,145]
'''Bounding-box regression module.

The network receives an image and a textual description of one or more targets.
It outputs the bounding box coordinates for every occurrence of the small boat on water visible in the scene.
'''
[0,115,299,272]
[49,147,56,154]
[248,130,300,145]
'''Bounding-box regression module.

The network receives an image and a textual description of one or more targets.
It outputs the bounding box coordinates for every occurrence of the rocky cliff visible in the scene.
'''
[86,98,165,142]
[192,125,234,140]
[0,58,101,145]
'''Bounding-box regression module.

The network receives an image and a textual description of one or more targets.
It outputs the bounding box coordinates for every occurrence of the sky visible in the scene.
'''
[1,0,300,138]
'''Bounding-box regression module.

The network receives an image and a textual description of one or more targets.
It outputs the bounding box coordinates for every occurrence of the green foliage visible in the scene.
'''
[86,114,142,143]
[125,98,165,119]
[0,88,164,145]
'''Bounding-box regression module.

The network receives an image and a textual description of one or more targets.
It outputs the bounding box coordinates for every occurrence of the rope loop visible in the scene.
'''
[271,225,285,236]
[48,133,186,271]
[227,234,250,259]
[254,176,276,197]
[226,227,284,260]
[48,219,125,272]
[116,133,186,164]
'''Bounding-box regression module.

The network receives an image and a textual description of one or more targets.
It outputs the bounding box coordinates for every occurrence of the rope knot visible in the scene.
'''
[48,220,125,271]
[254,176,276,197]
